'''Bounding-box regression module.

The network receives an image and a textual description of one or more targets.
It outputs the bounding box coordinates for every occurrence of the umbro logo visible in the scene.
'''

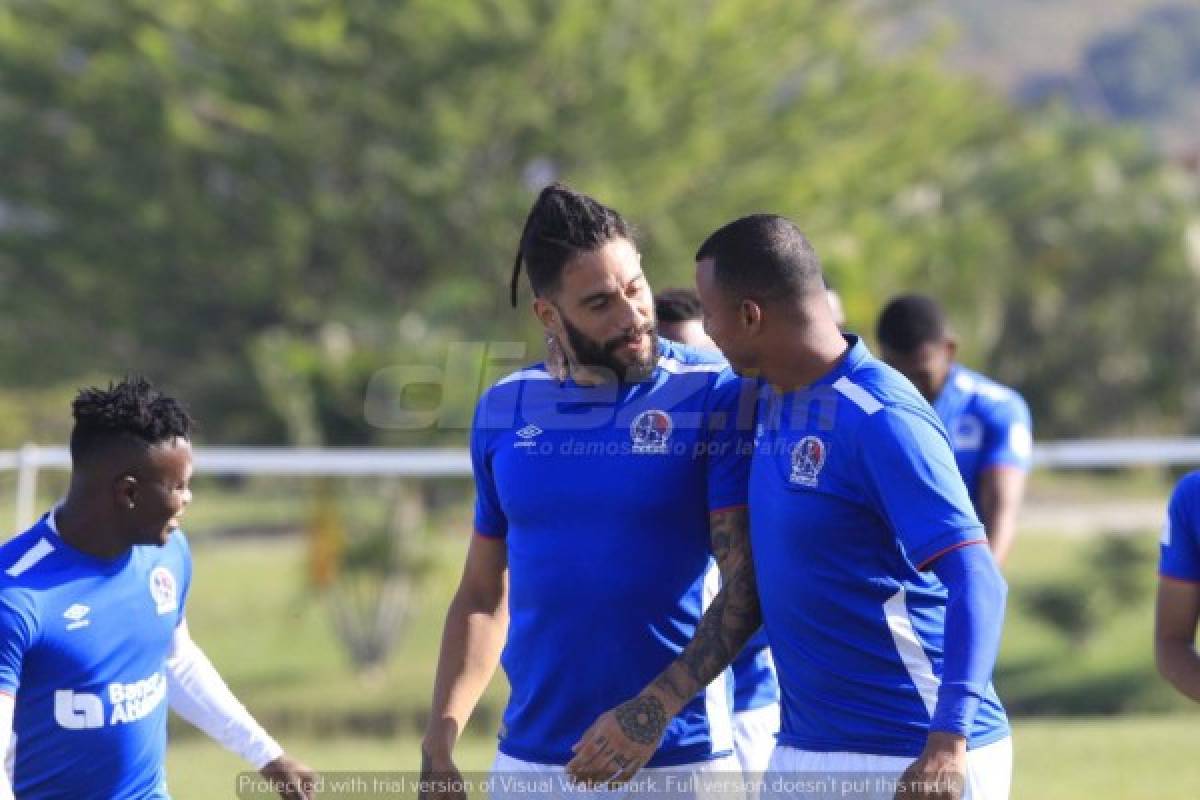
[516,424,542,439]
[63,604,90,631]
[514,424,543,449]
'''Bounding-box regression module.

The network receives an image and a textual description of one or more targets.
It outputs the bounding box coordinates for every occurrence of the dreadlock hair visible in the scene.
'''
[510,183,633,307]
[70,377,193,466]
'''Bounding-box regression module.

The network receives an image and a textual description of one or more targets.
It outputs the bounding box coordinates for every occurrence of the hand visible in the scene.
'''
[259,753,317,800]
[566,691,670,787]
[419,743,468,800]
[893,732,966,799]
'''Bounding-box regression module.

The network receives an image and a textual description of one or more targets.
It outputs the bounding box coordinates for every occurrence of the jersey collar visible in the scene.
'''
[809,333,870,389]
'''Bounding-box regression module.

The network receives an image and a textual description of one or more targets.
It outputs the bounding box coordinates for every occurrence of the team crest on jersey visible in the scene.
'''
[630,410,673,454]
[149,566,178,615]
[789,436,827,486]
[952,415,984,451]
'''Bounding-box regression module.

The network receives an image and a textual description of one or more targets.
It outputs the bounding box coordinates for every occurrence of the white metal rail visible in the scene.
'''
[2,438,1198,531]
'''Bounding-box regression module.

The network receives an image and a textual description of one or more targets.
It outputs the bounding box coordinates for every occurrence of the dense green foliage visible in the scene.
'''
[0,0,1195,444]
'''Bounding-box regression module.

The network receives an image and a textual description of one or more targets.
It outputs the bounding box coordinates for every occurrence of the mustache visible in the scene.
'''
[602,326,656,354]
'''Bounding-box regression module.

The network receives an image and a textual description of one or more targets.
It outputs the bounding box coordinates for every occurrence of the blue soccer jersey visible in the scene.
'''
[731,629,778,713]
[0,511,191,799]
[933,364,1033,512]
[1162,473,1200,582]
[749,335,1009,757]
[472,339,754,767]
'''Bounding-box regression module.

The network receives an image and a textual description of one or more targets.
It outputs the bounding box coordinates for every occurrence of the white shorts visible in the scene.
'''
[491,751,745,800]
[733,703,780,800]
[762,737,1012,800]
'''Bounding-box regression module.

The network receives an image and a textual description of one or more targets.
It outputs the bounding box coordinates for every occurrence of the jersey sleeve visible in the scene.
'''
[0,592,36,694]
[861,406,986,569]
[704,369,754,512]
[471,393,508,539]
[979,392,1033,472]
[1161,474,1200,582]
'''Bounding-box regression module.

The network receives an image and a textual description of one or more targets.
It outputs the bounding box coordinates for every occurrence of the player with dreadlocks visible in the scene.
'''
[421,184,760,799]
[0,378,314,800]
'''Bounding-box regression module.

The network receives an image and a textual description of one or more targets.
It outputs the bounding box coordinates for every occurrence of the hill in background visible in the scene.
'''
[891,0,1200,156]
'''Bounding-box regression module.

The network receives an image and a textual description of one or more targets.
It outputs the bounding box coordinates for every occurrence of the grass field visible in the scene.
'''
[165,716,1200,799]
[3,471,1197,797]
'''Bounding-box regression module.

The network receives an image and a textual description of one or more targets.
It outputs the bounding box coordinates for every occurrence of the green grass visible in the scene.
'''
[3,476,1196,798]
[164,717,1200,800]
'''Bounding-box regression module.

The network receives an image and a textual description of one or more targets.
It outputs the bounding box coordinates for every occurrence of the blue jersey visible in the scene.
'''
[933,364,1033,512]
[472,339,753,767]
[731,629,778,713]
[655,339,779,715]
[1162,473,1200,582]
[749,336,1009,757]
[0,511,190,800]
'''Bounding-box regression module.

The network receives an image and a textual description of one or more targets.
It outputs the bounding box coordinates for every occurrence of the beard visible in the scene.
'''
[560,313,658,383]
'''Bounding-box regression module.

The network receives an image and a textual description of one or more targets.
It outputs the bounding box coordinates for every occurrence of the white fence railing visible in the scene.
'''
[2,438,1198,532]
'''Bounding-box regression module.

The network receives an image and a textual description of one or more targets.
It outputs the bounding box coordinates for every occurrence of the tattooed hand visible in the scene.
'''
[565,690,671,786]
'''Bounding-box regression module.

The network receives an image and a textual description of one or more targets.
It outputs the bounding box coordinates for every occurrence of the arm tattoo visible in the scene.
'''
[614,695,668,745]
[651,508,762,705]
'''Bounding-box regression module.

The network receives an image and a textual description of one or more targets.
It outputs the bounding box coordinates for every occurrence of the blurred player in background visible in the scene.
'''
[1155,474,1200,703]
[876,295,1032,567]
[421,185,753,800]
[574,215,1011,800]
[0,378,314,800]
[654,287,780,786]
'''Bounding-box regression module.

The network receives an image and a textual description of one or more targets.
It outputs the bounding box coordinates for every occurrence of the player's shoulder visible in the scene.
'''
[840,351,934,422]
[950,366,1029,415]
[483,361,555,397]
[0,519,62,624]
[476,360,554,414]
[1169,471,1200,512]
[0,517,63,586]
[656,339,737,389]
[657,339,727,370]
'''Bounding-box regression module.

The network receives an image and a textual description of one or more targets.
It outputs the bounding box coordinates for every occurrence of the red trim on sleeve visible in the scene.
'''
[917,539,989,572]
[708,504,749,515]
[0,689,14,698]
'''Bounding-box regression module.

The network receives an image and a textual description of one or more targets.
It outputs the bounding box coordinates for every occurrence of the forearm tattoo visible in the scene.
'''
[652,508,762,705]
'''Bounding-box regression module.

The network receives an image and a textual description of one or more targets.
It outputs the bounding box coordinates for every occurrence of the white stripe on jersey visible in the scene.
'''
[5,538,55,578]
[883,587,940,717]
[701,561,735,755]
[658,357,725,375]
[833,377,883,415]
[494,368,554,387]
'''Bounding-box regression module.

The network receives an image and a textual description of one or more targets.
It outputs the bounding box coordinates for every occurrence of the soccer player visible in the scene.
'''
[1155,474,1200,703]
[655,288,781,782]
[420,185,752,799]
[0,378,314,800]
[876,295,1032,567]
[573,215,1011,800]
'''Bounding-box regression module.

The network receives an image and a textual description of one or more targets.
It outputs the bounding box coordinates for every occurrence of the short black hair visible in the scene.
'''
[694,214,824,302]
[654,288,703,324]
[510,183,633,307]
[876,294,948,352]
[70,377,193,465]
